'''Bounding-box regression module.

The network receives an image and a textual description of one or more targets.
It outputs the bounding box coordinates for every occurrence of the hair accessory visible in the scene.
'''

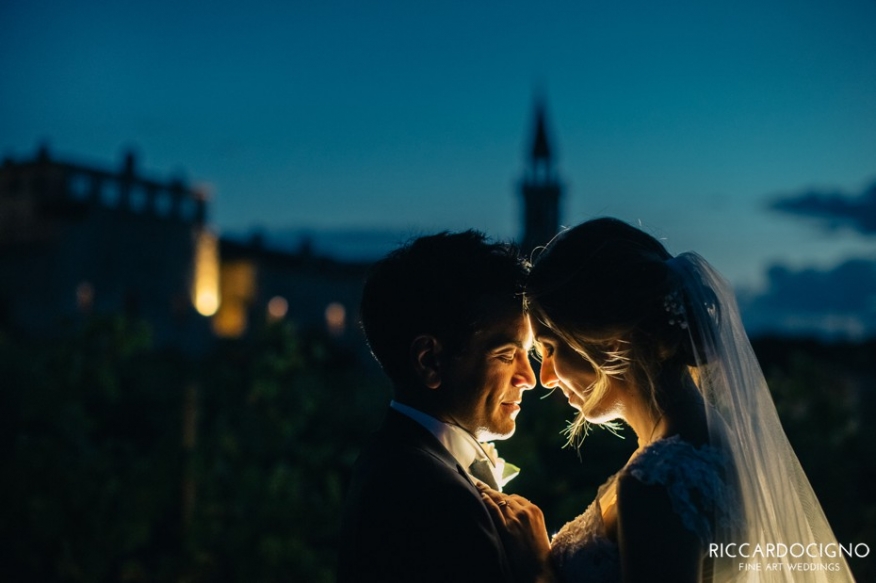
[663,290,688,329]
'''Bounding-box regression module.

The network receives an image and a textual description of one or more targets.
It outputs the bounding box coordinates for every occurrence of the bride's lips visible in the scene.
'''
[560,387,583,410]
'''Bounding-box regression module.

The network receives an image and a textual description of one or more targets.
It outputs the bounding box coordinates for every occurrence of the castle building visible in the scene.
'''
[0,98,563,354]
[0,146,373,355]
[0,146,216,352]
[212,235,370,346]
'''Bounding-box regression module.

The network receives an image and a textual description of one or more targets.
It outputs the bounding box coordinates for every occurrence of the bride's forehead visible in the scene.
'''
[527,316,555,337]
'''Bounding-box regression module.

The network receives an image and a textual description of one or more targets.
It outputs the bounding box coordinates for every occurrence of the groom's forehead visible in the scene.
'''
[471,311,532,349]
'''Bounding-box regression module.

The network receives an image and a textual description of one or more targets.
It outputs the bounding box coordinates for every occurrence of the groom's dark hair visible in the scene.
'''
[360,230,528,388]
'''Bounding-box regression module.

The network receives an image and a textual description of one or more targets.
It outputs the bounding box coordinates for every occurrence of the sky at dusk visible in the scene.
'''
[2,0,875,293]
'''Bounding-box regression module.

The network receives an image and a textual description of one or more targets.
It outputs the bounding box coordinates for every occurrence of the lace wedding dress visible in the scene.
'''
[550,436,729,583]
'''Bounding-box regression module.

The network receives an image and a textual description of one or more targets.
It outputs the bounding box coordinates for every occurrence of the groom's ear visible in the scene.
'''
[410,335,442,389]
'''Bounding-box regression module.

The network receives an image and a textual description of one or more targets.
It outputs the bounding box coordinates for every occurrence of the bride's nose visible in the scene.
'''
[540,355,559,389]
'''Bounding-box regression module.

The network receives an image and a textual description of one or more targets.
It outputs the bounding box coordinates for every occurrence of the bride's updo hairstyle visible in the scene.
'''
[525,217,704,439]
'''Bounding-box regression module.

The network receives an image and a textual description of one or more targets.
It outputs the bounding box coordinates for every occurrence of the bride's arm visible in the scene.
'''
[616,473,702,583]
[477,483,559,583]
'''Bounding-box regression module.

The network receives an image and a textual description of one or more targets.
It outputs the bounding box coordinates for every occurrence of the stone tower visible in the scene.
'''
[519,98,562,257]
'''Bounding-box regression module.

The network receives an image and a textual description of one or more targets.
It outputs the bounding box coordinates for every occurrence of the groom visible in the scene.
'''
[337,231,537,583]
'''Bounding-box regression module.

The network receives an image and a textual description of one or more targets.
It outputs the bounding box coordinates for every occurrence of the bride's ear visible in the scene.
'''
[410,335,442,389]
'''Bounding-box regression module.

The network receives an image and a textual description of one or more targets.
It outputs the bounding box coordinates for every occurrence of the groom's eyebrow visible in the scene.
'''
[490,331,535,352]
[488,338,523,351]
[482,331,528,351]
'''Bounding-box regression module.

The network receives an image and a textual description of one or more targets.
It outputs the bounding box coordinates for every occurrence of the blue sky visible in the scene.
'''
[2,0,875,292]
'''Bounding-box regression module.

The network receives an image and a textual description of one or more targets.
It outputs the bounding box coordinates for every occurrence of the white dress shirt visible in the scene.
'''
[390,400,495,481]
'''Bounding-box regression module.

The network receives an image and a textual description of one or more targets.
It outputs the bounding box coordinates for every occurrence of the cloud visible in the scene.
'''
[740,258,876,340]
[769,180,876,235]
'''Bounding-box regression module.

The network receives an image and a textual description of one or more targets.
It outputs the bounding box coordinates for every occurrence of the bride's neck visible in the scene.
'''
[623,396,664,449]
[630,370,705,449]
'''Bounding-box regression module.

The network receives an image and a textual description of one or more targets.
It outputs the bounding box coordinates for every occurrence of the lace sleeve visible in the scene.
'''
[626,435,730,544]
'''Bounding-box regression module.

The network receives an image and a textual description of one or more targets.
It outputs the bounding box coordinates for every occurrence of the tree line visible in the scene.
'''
[2,317,873,581]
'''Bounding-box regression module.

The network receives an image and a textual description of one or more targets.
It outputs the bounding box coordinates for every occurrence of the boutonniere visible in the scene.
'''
[481,442,520,488]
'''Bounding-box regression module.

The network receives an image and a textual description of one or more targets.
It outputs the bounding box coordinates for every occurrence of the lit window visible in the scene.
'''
[325,302,346,336]
[267,296,288,321]
[192,230,220,316]
[212,260,256,338]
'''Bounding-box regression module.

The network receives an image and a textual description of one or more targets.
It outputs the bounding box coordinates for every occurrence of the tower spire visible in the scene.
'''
[519,97,563,257]
[531,100,551,162]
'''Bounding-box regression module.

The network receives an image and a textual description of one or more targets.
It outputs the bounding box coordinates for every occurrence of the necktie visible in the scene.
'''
[468,458,499,490]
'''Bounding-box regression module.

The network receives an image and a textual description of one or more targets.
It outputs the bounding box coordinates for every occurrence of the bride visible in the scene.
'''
[478,217,855,582]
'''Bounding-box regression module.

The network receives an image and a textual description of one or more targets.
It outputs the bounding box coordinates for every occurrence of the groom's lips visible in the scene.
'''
[501,401,521,413]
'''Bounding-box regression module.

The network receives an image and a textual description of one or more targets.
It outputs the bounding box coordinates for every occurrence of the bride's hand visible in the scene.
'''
[477,483,556,583]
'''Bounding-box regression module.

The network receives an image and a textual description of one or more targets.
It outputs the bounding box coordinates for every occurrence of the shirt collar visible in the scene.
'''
[390,400,488,469]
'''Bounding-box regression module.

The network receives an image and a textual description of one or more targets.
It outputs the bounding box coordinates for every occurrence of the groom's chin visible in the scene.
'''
[480,422,517,441]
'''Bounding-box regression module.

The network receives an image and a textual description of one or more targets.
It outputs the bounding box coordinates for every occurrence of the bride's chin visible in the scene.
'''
[564,393,584,411]
[583,409,621,425]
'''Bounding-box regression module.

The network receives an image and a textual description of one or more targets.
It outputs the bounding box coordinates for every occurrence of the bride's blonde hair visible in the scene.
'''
[525,218,695,444]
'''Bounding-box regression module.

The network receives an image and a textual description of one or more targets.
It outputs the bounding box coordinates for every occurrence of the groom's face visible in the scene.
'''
[441,312,536,441]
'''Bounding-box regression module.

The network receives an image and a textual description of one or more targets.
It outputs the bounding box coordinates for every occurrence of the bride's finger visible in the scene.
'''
[475,481,502,500]
[507,494,532,507]
[479,491,508,525]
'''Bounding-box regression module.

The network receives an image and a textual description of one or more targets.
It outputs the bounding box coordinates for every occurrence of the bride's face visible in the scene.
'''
[530,318,626,424]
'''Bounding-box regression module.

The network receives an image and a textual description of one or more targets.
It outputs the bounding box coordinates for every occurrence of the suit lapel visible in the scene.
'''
[379,409,483,494]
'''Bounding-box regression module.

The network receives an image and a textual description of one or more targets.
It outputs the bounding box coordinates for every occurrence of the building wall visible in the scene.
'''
[215,238,373,361]
[0,150,213,353]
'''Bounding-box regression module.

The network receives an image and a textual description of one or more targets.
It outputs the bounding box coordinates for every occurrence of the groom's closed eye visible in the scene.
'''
[492,345,522,363]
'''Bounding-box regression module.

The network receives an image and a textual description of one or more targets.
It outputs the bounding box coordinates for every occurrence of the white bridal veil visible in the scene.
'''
[669,253,855,583]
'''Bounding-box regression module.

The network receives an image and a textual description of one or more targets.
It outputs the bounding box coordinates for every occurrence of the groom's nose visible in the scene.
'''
[512,353,537,391]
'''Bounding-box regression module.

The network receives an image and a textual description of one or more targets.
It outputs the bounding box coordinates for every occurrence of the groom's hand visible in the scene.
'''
[477,483,557,583]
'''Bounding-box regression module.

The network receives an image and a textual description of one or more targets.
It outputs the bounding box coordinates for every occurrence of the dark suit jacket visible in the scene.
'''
[337,408,517,583]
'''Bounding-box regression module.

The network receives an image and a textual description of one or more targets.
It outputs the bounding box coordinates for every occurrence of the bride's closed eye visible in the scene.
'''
[532,340,555,361]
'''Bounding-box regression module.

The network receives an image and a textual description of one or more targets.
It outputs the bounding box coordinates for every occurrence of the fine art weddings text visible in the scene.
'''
[709,542,869,574]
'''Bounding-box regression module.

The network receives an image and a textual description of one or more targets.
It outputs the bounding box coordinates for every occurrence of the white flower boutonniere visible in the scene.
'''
[481,442,521,488]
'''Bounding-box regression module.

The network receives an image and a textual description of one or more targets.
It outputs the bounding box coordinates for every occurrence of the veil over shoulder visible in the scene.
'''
[670,253,854,582]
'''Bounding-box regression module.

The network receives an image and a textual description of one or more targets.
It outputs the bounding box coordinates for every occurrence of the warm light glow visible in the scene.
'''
[212,260,256,338]
[193,229,220,316]
[325,302,346,336]
[267,296,288,320]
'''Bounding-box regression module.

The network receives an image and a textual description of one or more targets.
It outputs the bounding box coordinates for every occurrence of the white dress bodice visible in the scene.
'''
[549,436,730,583]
